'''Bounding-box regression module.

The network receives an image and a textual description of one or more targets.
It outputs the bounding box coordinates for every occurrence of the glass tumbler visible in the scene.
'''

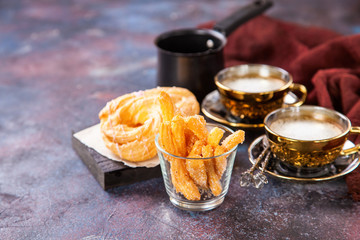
[155,123,238,211]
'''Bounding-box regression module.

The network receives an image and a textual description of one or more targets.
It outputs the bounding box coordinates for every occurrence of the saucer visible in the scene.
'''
[201,90,264,128]
[248,135,360,181]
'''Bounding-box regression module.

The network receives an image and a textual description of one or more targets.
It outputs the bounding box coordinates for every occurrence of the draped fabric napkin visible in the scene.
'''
[199,15,360,201]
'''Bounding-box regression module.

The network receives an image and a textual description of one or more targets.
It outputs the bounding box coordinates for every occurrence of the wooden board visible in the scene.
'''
[72,134,162,190]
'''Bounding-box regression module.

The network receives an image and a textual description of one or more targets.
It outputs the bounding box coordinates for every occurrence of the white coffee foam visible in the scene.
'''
[222,77,285,93]
[269,118,343,140]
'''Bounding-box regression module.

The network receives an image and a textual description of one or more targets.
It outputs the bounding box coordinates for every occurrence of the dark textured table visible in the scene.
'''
[1,0,360,239]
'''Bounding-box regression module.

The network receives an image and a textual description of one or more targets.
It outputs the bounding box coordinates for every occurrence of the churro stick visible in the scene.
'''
[214,145,227,179]
[184,128,198,155]
[208,127,224,147]
[169,159,181,197]
[185,140,208,188]
[159,122,176,156]
[166,115,201,200]
[202,145,222,196]
[171,115,187,157]
[212,130,245,178]
[171,159,201,201]
[158,91,175,122]
[159,121,181,191]
[188,140,204,156]
[221,130,245,151]
[185,115,209,141]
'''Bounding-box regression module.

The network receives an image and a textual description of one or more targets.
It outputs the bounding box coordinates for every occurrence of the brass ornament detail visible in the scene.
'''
[270,142,343,168]
[221,97,284,120]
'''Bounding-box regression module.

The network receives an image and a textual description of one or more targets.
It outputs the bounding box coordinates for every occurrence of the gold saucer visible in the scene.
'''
[201,90,264,128]
[248,135,360,181]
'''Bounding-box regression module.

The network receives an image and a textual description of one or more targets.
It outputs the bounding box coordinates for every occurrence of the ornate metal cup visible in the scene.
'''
[264,106,360,168]
[215,64,307,121]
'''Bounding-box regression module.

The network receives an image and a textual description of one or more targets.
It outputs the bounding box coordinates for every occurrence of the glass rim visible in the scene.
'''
[154,122,238,160]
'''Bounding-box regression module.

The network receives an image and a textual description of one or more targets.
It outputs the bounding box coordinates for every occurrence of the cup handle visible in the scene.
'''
[341,126,360,155]
[284,83,307,107]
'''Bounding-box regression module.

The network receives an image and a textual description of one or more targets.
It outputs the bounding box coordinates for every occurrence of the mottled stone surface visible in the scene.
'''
[1,0,360,239]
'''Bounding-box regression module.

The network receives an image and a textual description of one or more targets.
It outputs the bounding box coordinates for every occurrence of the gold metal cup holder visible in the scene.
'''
[248,135,360,181]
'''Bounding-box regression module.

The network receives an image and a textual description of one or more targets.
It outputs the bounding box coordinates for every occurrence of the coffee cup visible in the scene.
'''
[264,105,360,168]
[215,64,307,121]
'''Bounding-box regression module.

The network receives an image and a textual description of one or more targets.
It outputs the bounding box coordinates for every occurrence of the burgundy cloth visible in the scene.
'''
[199,15,360,201]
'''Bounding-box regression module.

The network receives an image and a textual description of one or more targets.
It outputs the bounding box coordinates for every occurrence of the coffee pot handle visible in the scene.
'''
[283,83,307,107]
[341,126,360,155]
[213,0,273,37]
